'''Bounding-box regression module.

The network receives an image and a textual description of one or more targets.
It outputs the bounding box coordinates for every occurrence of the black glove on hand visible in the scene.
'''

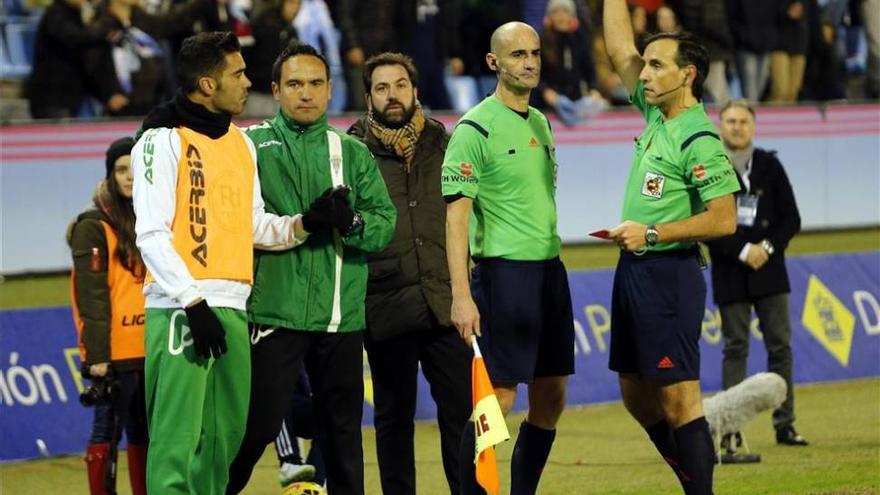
[184,300,227,359]
[329,186,356,235]
[301,187,336,233]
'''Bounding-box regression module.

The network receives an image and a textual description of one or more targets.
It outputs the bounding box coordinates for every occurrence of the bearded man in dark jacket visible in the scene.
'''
[348,52,476,495]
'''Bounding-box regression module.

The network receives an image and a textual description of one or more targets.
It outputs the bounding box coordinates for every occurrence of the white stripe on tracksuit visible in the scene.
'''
[326,131,344,332]
[276,419,296,458]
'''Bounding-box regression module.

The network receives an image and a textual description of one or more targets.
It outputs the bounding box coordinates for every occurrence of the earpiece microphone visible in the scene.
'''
[496,65,521,81]
[652,78,687,98]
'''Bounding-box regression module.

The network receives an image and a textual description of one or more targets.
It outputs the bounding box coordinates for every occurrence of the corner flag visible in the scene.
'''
[471,340,510,495]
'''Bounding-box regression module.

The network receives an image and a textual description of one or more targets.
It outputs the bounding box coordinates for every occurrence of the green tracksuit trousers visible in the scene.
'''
[144,307,250,495]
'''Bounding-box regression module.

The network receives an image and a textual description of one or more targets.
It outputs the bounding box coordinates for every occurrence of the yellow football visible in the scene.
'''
[281,481,325,495]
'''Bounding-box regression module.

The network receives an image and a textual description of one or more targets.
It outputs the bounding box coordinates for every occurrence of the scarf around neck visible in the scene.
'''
[728,144,754,176]
[140,89,232,139]
[368,103,426,170]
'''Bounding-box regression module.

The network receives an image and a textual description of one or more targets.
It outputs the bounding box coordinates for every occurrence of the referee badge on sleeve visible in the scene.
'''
[641,172,666,199]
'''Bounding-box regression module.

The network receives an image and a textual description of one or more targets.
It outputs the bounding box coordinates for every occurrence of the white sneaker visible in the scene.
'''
[279,462,317,486]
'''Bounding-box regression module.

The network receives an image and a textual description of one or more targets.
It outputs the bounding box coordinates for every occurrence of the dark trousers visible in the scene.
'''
[227,327,364,495]
[274,367,327,484]
[720,293,795,429]
[89,369,148,445]
[364,326,472,495]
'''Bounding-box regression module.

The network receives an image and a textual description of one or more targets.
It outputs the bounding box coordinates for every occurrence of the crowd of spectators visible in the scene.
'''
[2,0,877,121]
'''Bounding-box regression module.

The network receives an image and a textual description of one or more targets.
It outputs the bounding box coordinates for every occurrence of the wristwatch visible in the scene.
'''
[761,239,775,256]
[344,212,364,238]
[645,224,660,247]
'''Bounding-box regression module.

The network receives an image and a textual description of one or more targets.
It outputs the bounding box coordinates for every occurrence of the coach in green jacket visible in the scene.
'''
[227,41,396,495]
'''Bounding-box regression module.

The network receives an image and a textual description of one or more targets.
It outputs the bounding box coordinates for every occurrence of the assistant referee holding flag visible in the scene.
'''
[442,21,576,495]
[602,1,741,493]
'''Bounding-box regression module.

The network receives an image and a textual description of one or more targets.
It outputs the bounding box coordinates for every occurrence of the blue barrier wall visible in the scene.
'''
[2,104,878,274]
[2,252,878,462]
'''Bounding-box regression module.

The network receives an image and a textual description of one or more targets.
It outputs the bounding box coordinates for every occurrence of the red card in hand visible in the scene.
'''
[589,229,611,239]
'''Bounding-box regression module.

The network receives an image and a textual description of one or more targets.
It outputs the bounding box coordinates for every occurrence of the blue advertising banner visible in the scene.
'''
[2,252,879,462]
[0,307,90,462]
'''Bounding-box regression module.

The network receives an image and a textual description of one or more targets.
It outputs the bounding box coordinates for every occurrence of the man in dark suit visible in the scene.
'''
[707,99,808,454]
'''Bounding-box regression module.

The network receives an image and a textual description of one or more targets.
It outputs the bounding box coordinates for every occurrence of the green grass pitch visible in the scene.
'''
[2,379,877,494]
[1,228,878,493]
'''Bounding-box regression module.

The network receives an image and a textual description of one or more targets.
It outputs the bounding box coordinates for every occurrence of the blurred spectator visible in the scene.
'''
[243,0,300,117]
[592,34,630,104]
[655,4,679,32]
[538,0,607,125]
[801,0,847,100]
[292,0,346,112]
[159,0,233,84]
[582,0,605,21]
[522,0,550,31]
[590,6,642,104]
[338,0,460,111]
[727,0,778,101]
[26,0,51,10]
[522,0,595,33]
[770,0,809,103]
[630,4,649,45]
[627,0,664,14]
[398,0,462,110]
[337,0,398,110]
[26,0,119,118]
[447,0,521,111]
[89,0,218,116]
[668,0,734,104]
[861,0,879,98]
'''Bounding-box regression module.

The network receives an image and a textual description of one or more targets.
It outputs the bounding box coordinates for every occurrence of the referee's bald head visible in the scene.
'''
[490,21,538,54]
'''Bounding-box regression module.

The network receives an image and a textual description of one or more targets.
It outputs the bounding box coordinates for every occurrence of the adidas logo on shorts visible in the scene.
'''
[657,356,675,369]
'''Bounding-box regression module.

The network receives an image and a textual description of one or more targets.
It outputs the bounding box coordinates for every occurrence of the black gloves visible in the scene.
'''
[184,300,227,359]
[330,189,356,235]
[302,186,359,235]
[301,187,336,233]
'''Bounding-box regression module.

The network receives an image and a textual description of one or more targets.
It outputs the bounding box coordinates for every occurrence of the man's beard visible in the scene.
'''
[373,97,416,129]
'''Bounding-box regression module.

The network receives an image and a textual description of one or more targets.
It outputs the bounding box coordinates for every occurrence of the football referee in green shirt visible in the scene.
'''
[442,21,575,494]
[603,1,741,494]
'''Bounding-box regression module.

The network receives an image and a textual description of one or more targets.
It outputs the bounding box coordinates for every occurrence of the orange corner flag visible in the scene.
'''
[471,340,510,495]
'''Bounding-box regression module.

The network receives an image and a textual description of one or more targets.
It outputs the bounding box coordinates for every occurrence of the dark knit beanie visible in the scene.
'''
[105,137,136,179]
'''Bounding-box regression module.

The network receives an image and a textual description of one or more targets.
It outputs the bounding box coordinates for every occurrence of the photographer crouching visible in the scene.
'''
[68,137,148,495]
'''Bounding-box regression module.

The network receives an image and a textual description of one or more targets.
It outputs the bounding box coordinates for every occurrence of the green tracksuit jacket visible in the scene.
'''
[246,111,396,332]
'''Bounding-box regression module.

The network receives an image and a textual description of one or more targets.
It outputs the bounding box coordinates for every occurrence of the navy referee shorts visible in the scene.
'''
[609,248,706,381]
[471,257,575,384]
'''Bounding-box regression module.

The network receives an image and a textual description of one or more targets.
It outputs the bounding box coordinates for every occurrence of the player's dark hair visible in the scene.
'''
[642,31,709,101]
[178,31,241,94]
[362,52,419,95]
[272,40,331,84]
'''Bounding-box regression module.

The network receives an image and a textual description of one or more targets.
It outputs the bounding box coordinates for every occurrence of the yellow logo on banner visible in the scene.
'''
[64,347,84,393]
[363,349,374,406]
[801,275,855,366]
